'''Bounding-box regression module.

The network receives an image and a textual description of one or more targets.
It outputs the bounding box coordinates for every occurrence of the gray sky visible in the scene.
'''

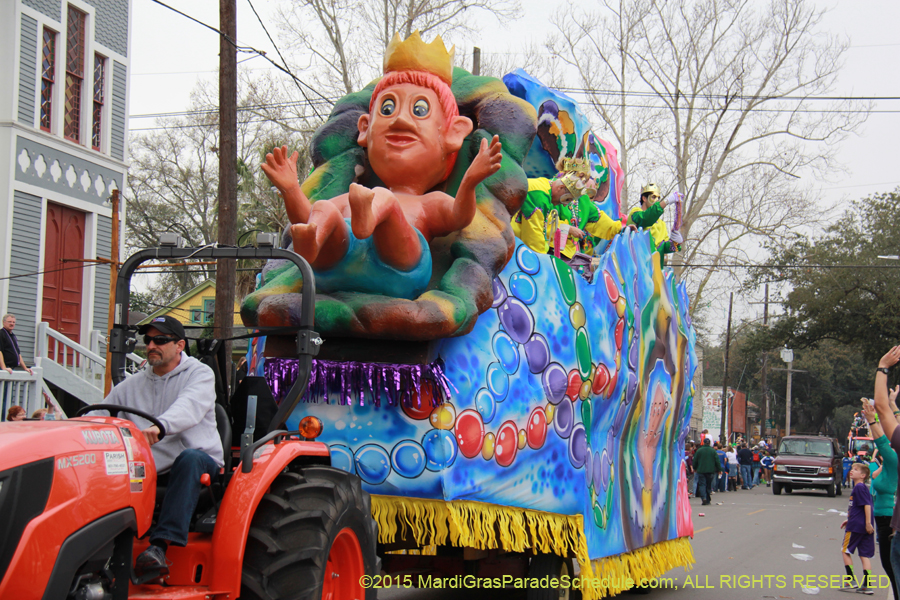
[131,0,900,199]
[130,0,900,330]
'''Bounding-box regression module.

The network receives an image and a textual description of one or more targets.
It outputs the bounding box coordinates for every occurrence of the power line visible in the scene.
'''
[148,0,333,112]
[0,261,102,282]
[672,263,900,269]
[244,0,324,119]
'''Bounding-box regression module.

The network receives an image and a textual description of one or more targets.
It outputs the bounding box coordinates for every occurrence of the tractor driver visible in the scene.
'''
[103,315,223,578]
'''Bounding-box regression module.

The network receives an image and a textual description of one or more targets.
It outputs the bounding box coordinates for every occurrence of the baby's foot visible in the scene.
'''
[290,222,320,264]
[348,183,376,239]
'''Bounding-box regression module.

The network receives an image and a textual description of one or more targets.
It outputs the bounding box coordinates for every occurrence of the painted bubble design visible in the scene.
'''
[354,444,391,485]
[391,440,426,479]
[524,333,550,374]
[509,272,537,305]
[475,387,496,423]
[569,423,587,468]
[554,397,574,439]
[515,244,540,274]
[492,277,508,308]
[542,362,567,404]
[498,298,534,343]
[422,429,458,471]
[492,331,520,375]
[330,444,356,474]
[486,362,510,401]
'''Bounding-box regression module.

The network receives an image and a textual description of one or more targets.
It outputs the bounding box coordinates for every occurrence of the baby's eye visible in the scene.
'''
[413,99,430,117]
[380,98,396,116]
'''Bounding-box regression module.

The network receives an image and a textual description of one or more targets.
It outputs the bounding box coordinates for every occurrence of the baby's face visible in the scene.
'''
[365,83,449,188]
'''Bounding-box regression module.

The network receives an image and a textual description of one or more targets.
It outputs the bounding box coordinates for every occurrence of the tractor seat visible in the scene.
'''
[153,404,233,523]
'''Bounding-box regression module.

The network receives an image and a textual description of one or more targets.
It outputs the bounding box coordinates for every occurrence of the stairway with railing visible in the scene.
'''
[10,322,145,418]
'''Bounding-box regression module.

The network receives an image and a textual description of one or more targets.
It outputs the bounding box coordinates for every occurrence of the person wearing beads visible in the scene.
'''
[627,183,684,267]
[861,397,898,600]
[512,157,625,265]
[869,345,900,600]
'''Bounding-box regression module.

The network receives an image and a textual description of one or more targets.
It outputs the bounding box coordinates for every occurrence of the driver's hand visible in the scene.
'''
[142,426,161,446]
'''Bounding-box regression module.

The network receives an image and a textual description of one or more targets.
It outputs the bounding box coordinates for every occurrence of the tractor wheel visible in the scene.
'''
[526,554,576,600]
[241,465,380,600]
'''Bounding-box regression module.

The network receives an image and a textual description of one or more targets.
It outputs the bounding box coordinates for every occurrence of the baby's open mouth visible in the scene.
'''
[385,134,418,146]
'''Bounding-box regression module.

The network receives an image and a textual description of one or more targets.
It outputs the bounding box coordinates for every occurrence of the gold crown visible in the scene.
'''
[384,31,455,85]
[556,156,592,177]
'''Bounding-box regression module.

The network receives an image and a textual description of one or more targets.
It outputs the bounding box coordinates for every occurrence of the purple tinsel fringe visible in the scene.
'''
[264,358,452,408]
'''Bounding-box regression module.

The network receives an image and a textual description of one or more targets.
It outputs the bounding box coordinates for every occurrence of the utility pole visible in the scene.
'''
[719,292,733,444]
[104,188,120,395]
[773,349,805,438]
[217,0,237,379]
[760,283,769,439]
[472,47,481,76]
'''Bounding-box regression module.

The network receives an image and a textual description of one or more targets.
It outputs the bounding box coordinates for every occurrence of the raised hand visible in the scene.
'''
[463,135,502,185]
[861,398,877,423]
[667,191,684,206]
[670,230,684,244]
[879,346,900,369]
[261,145,300,193]
[890,385,899,411]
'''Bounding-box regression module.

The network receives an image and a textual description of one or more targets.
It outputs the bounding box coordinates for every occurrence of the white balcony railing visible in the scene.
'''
[0,367,49,420]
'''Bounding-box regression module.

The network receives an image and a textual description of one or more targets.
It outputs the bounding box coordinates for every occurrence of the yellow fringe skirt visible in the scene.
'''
[371,495,694,599]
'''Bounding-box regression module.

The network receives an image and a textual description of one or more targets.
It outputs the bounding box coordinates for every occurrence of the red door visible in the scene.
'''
[42,203,85,348]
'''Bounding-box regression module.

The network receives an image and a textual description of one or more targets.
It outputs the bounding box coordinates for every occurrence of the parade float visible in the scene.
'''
[241,32,697,598]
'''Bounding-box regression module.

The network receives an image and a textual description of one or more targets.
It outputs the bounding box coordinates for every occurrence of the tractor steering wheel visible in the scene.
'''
[75,404,167,441]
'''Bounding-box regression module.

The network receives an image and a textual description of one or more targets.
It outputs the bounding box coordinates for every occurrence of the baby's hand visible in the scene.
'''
[464,135,502,185]
[261,145,299,192]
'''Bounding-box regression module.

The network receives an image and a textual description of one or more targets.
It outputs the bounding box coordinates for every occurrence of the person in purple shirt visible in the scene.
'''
[869,345,900,599]
[840,462,875,593]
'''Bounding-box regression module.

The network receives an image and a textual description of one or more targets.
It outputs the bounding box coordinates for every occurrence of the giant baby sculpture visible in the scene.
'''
[242,33,536,343]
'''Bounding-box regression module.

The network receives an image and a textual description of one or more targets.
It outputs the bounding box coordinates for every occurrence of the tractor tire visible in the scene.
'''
[772,482,782,495]
[526,554,576,600]
[241,465,380,600]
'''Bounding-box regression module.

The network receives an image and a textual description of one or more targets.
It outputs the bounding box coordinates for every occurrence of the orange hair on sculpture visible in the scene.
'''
[370,70,463,180]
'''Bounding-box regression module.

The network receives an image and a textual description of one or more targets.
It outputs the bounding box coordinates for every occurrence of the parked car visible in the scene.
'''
[772,435,842,497]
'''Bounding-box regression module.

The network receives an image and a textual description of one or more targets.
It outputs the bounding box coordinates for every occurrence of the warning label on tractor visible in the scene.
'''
[104,451,128,475]
[130,462,146,479]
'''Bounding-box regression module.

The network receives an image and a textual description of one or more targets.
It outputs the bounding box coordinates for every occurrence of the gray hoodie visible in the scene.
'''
[104,352,224,472]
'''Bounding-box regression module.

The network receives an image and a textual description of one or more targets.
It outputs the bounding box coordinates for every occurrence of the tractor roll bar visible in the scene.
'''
[109,243,318,434]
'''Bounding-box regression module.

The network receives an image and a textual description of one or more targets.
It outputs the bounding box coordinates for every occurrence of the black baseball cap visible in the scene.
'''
[138,315,185,340]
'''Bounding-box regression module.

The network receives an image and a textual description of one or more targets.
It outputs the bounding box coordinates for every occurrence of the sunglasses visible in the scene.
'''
[144,335,179,346]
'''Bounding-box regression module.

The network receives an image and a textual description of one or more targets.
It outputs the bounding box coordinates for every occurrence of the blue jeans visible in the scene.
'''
[151,449,220,546]
[751,465,760,486]
[718,471,727,492]
[740,464,752,488]
[697,472,715,503]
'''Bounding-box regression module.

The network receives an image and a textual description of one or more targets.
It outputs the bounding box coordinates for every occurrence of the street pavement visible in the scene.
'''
[652,483,892,600]
[379,484,894,599]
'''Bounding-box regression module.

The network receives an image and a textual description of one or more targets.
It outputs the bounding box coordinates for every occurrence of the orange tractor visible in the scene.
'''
[0,239,379,599]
